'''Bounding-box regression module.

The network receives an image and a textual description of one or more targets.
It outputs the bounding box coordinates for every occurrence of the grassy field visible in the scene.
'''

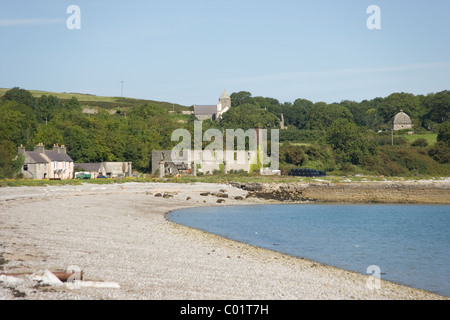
[0,88,191,114]
[401,133,438,146]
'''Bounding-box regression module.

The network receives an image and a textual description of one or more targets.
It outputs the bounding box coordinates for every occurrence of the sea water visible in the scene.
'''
[167,204,450,297]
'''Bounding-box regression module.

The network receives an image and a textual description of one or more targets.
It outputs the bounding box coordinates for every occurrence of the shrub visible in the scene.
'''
[437,121,450,146]
[428,141,450,164]
[377,146,445,175]
[411,138,428,147]
[280,142,305,166]
[372,135,409,146]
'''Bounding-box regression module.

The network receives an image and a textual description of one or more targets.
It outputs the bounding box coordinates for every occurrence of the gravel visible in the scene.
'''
[0,182,447,300]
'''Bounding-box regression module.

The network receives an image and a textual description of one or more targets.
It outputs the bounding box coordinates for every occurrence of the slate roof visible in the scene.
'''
[74,163,102,172]
[393,110,412,125]
[44,150,73,162]
[194,105,217,115]
[25,151,49,164]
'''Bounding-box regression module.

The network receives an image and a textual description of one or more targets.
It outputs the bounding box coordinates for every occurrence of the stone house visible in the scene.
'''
[152,127,279,176]
[152,149,257,175]
[18,143,74,180]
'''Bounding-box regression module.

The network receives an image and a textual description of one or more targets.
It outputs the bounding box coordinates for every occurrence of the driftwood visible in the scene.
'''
[1,271,83,282]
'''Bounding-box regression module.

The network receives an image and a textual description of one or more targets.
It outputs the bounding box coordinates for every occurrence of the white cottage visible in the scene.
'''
[18,143,74,180]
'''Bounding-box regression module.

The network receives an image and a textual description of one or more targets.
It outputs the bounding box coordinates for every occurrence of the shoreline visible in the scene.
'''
[0,181,449,300]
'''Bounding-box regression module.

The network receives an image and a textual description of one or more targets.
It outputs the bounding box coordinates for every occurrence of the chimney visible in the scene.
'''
[18,144,26,155]
[128,162,132,177]
[60,145,67,154]
[34,143,45,153]
[53,143,60,154]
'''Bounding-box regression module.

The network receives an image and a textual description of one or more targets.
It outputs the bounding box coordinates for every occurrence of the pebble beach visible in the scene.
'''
[0,182,448,300]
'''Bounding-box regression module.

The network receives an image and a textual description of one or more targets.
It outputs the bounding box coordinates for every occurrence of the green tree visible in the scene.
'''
[282,98,313,128]
[340,100,370,127]
[2,87,36,109]
[280,142,305,166]
[304,103,354,131]
[377,92,425,128]
[252,96,282,115]
[326,119,374,165]
[230,91,253,107]
[65,96,82,112]
[126,103,181,172]
[36,95,62,123]
[0,100,37,148]
[423,91,450,126]
[34,123,65,148]
[63,125,98,162]
[437,121,450,146]
[0,140,24,178]
[220,103,280,130]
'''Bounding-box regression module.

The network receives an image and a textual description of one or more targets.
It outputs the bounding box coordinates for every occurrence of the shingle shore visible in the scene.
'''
[0,182,448,300]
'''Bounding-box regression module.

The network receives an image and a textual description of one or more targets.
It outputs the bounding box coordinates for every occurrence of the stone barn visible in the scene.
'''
[393,110,413,131]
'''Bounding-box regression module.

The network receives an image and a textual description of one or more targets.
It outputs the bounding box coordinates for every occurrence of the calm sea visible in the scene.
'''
[167,204,450,297]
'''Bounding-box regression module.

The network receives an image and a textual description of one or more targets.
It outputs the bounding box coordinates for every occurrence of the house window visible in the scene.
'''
[23,164,28,171]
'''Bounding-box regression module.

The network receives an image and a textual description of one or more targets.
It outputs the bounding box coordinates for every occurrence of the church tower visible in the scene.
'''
[219,90,231,111]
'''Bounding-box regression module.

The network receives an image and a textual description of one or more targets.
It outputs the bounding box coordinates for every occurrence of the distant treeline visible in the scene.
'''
[0,87,449,178]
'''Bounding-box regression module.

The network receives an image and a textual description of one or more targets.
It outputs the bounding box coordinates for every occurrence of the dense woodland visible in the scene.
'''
[1,87,449,178]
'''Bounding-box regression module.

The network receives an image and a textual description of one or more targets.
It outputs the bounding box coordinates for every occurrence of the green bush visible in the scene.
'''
[411,138,428,147]
[428,141,450,164]
[372,135,409,146]
[376,146,446,176]
[280,127,324,143]
[437,121,450,146]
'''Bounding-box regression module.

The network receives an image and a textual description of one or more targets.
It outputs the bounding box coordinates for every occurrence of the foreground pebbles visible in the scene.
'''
[0,182,448,300]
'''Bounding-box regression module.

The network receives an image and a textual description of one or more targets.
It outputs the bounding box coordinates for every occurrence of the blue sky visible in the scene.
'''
[0,0,449,106]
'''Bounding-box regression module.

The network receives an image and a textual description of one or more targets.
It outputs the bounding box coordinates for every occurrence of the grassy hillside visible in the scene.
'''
[0,88,191,114]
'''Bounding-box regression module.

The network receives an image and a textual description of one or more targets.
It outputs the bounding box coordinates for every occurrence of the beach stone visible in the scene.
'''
[200,192,210,196]
[217,199,225,203]
[214,192,228,198]
[154,193,162,197]
[234,196,244,200]
[241,183,263,191]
